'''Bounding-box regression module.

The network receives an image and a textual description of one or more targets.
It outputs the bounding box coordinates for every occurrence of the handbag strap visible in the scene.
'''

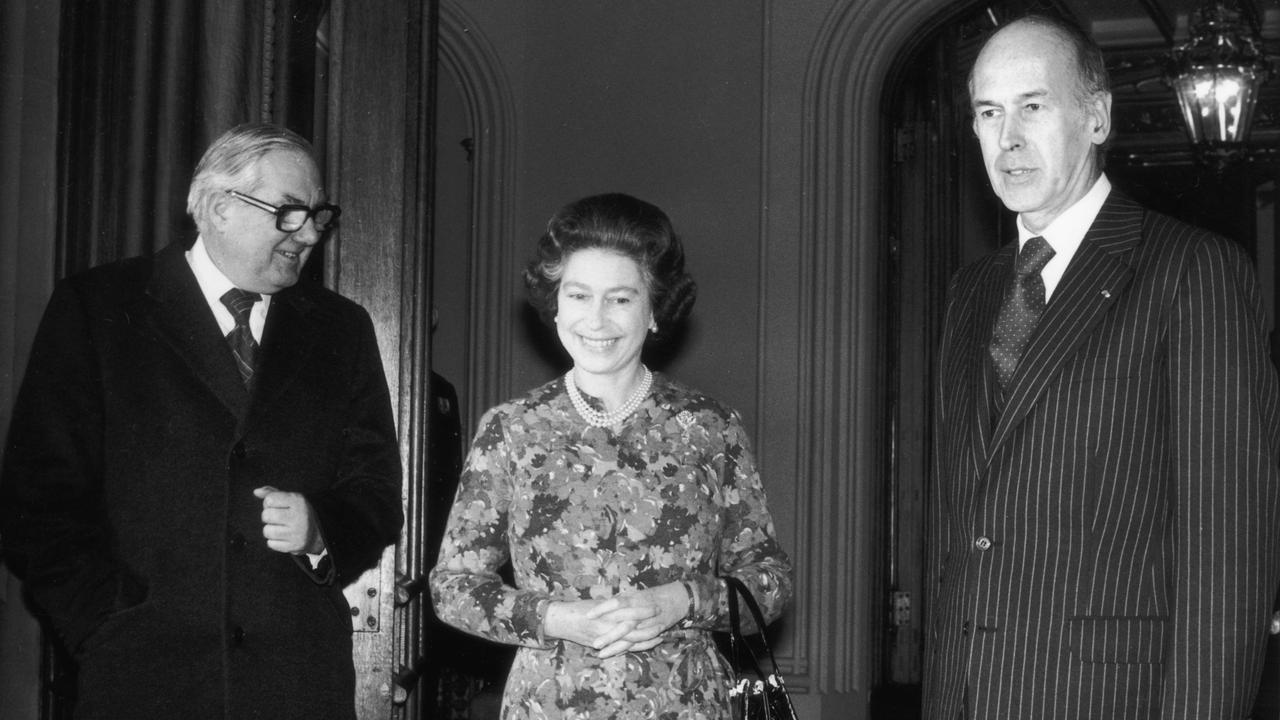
[726,577,767,681]
[723,575,785,680]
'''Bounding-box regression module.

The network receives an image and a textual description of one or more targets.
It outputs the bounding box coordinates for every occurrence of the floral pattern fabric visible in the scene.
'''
[430,373,793,720]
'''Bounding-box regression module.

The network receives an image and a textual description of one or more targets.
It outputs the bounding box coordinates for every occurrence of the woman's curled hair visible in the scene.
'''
[524,193,697,343]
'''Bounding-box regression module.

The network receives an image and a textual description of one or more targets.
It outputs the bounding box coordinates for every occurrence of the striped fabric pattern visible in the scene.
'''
[220,288,260,385]
[923,192,1280,720]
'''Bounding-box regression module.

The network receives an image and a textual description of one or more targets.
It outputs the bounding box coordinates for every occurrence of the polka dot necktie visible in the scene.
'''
[220,288,262,386]
[989,236,1055,389]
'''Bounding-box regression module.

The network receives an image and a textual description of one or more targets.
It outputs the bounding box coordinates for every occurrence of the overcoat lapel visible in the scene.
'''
[138,243,250,419]
[249,286,320,420]
[984,195,1143,462]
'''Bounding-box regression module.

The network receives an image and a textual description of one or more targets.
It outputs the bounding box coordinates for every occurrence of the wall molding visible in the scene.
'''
[797,0,957,696]
[439,0,519,417]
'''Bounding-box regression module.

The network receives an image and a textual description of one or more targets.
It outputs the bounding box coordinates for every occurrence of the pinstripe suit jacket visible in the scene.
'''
[923,192,1280,720]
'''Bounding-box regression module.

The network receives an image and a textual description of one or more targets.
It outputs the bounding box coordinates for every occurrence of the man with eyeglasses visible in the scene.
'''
[0,123,403,719]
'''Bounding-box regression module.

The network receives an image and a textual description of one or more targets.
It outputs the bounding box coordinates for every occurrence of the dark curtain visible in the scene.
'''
[55,0,326,278]
[56,0,262,276]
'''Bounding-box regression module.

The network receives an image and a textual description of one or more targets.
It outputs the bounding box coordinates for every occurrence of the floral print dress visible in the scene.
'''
[429,373,793,720]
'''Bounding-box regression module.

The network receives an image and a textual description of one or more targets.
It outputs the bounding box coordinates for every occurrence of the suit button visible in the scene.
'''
[962,620,972,636]
[974,536,993,551]
[232,626,246,645]
[231,533,246,550]
[232,442,246,460]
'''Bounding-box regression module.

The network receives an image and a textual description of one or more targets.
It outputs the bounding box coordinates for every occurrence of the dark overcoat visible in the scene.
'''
[1,242,403,719]
[923,193,1280,719]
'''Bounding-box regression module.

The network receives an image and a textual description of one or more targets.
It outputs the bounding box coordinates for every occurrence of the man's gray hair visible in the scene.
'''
[186,123,315,232]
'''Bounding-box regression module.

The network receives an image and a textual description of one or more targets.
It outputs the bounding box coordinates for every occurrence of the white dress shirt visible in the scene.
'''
[185,236,272,341]
[1016,173,1111,302]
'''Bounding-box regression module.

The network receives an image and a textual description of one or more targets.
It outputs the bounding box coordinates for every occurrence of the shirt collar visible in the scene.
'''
[1017,173,1111,255]
[1013,174,1111,302]
[185,236,273,329]
[186,236,238,307]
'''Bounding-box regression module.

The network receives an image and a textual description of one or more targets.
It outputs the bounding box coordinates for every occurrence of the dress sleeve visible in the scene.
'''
[689,409,793,634]
[428,407,553,648]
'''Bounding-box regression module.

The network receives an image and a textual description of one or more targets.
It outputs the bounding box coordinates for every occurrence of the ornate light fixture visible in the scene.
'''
[1166,1,1272,164]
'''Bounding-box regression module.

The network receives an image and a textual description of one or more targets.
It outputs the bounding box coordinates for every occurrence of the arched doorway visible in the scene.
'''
[420,4,519,717]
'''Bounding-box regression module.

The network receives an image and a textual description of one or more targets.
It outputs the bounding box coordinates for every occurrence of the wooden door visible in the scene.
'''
[325,0,437,717]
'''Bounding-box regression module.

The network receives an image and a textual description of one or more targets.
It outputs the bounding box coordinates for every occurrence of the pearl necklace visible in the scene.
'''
[565,366,653,427]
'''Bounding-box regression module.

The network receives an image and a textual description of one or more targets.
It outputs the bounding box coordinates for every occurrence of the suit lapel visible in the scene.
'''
[138,243,250,419]
[941,245,1015,484]
[985,194,1143,460]
[966,249,1013,475]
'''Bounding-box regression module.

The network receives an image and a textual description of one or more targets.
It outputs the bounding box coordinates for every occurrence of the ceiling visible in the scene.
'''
[1058,0,1280,47]
[946,1,1280,164]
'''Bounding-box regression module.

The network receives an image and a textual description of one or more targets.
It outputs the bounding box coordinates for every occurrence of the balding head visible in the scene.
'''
[968,15,1113,231]
[969,14,1110,110]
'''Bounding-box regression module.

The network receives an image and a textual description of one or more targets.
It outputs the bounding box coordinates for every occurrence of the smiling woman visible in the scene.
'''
[553,248,654,402]
[428,192,794,720]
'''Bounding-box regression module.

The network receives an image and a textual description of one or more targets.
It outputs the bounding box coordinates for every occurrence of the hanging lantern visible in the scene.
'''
[1166,2,1272,162]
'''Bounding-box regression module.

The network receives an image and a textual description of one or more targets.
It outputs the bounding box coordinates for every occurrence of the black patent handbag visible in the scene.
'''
[724,575,799,720]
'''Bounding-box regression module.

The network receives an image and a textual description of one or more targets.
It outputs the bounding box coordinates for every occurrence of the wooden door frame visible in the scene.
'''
[326,0,435,716]
[868,1,1011,711]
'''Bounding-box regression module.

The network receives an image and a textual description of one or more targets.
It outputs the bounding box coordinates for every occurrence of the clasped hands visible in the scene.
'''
[253,486,325,556]
[543,581,689,659]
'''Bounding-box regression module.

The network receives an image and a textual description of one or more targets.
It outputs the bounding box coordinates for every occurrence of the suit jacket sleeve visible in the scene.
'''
[303,307,404,586]
[1164,235,1280,717]
[926,271,964,627]
[0,280,146,652]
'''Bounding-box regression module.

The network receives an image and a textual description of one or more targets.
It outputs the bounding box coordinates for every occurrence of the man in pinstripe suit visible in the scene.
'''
[923,14,1280,720]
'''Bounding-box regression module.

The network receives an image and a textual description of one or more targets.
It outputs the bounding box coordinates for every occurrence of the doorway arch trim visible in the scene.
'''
[796,0,959,695]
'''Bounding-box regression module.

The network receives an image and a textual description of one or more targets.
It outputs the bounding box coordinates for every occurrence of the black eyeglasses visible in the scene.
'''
[227,190,341,233]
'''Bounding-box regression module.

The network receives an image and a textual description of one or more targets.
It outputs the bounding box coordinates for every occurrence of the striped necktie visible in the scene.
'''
[989,236,1055,388]
[220,288,261,385]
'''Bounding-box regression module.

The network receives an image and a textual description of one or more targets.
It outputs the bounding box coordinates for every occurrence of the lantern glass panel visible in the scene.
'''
[1172,63,1264,144]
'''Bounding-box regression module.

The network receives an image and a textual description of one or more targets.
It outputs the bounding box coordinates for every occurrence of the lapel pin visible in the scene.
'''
[1100,290,1111,299]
